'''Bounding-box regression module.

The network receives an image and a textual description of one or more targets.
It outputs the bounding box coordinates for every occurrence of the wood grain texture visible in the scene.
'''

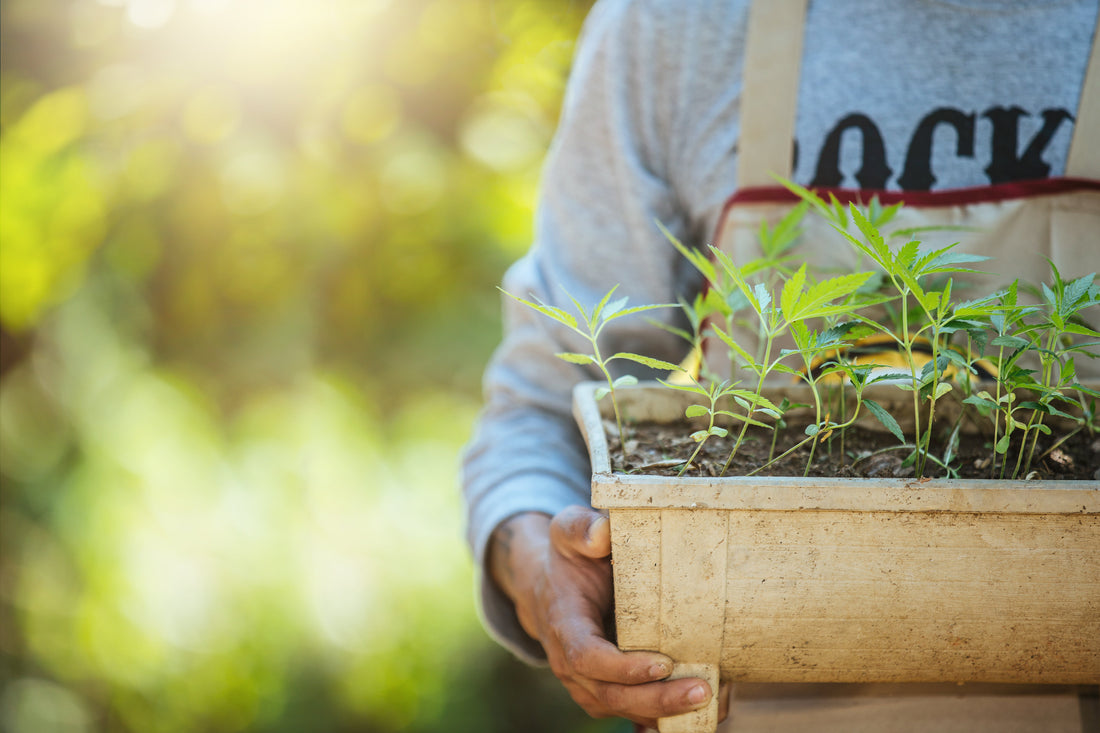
[609,508,661,651]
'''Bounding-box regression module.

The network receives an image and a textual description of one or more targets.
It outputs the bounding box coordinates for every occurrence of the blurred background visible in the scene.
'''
[0,0,621,731]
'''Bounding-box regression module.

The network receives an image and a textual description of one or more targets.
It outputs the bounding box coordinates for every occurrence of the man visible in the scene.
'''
[463,1,1099,730]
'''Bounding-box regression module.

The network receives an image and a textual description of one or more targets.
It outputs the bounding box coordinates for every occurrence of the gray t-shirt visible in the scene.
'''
[462,0,1099,664]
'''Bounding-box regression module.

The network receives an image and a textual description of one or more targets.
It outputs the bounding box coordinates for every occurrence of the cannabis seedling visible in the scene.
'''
[502,285,680,462]
[659,377,771,476]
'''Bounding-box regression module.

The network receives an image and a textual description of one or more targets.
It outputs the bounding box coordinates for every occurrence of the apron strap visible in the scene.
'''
[1066,10,1100,178]
[737,0,809,188]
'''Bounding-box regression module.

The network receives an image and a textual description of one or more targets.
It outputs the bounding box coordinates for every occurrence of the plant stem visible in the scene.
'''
[592,340,627,463]
[802,378,825,477]
[723,332,776,475]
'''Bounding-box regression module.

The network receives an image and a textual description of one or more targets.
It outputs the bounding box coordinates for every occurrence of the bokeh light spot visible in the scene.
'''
[127,0,176,29]
[218,142,287,215]
[0,678,92,733]
[182,85,240,144]
[460,94,547,172]
[378,135,448,215]
[341,84,402,146]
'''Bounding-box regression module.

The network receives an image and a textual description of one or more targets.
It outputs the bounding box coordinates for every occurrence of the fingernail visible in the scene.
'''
[688,684,708,706]
[588,515,608,537]
[648,663,668,679]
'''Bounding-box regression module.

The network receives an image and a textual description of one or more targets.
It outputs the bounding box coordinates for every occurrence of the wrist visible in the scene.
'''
[487,511,552,607]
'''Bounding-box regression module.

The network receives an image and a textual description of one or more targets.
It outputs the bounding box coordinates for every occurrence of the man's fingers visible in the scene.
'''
[551,506,611,559]
[592,676,714,722]
[552,626,672,685]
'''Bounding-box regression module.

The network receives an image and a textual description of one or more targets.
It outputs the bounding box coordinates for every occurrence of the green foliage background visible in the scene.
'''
[0,0,617,731]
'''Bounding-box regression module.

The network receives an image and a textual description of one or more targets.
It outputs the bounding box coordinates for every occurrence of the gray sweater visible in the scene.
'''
[462,0,1099,664]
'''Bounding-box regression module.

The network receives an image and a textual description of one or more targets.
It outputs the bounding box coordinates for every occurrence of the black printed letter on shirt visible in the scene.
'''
[812,113,892,189]
[983,106,1074,184]
[898,108,976,191]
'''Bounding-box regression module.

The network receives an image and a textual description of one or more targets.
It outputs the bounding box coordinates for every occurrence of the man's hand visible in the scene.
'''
[488,506,728,729]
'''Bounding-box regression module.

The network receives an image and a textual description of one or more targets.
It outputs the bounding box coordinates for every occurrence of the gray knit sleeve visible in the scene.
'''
[460,0,702,663]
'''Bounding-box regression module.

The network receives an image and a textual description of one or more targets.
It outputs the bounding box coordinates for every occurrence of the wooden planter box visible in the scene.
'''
[573,381,1099,733]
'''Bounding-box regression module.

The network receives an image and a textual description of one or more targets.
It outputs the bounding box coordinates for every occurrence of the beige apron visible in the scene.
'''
[674,1,1100,732]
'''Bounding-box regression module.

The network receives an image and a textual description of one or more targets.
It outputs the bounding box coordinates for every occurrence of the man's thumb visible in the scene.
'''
[552,506,611,559]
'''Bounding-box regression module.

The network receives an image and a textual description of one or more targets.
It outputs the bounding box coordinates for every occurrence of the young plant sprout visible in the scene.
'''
[501,285,680,462]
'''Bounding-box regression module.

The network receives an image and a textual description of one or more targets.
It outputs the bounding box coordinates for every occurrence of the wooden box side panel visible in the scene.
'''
[609,507,1100,685]
[722,509,1100,683]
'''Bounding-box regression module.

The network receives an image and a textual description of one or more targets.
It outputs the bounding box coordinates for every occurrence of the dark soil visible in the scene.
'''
[609,418,1100,480]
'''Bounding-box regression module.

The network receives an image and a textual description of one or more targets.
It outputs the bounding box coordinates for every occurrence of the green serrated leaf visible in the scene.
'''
[711,325,756,366]
[611,352,683,372]
[863,399,906,443]
[962,394,999,411]
[501,289,579,330]
[780,263,807,321]
[990,334,1030,350]
[599,295,630,322]
[606,302,677,321]
[556,352,595,365]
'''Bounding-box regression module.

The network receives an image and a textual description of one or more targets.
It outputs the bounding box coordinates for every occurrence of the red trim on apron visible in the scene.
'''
[722,176,1100,211]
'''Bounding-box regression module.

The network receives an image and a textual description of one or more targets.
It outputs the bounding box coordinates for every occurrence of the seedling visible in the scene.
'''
[501,285,680,462]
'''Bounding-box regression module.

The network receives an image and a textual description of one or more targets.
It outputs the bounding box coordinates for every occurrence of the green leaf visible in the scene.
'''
[711,325,757,367]
[962,394,999,411]
[921,248,989,274]
[713,411,770,429]
[849,205,891,265]
[563,290,591,328]
[864,399,906,443]
[591,286,622,322]
[1063,322,1100,338]
[556,352,595,365]
[995,434,1012,454]
[659,220,718,282]
[612,374,638,389]
[606,302,677,321]
[594,386,611,400]
[599,295,630,322]
[990,335,1029,350]
[685,404,709,418]
[931,382,953,400]
[610,352,683,372]
[690,430,711,443]
[1061,273,1095,316]
[771,363,803,377]
[780,263,807,321]
[501,289,579,330]
[754,282,772,314]
[789,271,874,321]
[727,389,780,413]
[709,426,729,438]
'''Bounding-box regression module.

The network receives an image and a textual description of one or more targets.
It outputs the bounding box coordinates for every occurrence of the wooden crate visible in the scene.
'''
[572,382,1100,733]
